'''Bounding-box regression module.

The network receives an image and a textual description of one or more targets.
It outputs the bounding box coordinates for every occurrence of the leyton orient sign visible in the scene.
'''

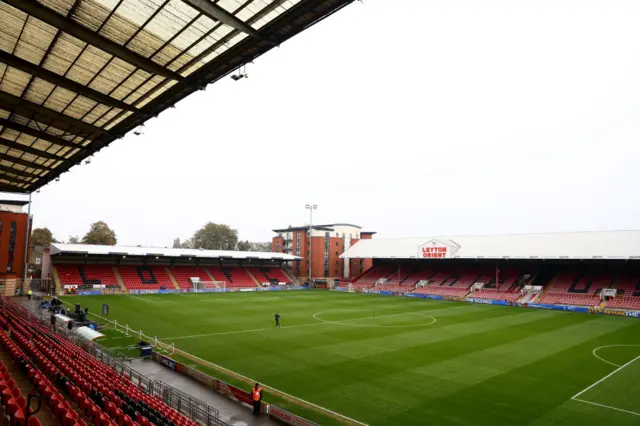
[418,239,460,259]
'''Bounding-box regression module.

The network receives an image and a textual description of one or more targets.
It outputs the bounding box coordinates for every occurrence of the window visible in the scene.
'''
[275,243,280,252]
[7,221,16,272]
[324,232,330,277]
[295,233,301,256]
[335,241,339,247]
[336,232,339,237]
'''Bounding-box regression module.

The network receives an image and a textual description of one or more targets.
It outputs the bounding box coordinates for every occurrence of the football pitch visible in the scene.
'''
[62,291,640,426]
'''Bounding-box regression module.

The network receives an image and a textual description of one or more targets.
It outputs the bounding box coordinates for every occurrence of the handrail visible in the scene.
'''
[22,299,228,426]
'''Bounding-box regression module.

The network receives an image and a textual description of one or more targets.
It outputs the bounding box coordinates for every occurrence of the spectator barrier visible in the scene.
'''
[153,353,323,426]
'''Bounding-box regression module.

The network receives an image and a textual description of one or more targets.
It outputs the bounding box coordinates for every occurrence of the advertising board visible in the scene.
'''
[602,309,640,318]
[268,405,319,426]
[157,354,177,371]
[466,298,493,305]
[78,291,102,296]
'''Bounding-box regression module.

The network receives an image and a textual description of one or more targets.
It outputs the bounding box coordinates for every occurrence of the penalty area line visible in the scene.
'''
[572,398,640,417]
[571,355,640,417]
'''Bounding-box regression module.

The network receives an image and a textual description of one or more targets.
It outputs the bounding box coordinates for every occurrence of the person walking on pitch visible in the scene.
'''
[275,312,281,328]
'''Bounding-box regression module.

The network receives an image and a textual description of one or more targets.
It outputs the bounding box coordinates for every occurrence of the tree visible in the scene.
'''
[191,223,238,250]
[236,240,271,252]
[31,228,55,246]
[172,238,182,248]
[68,235,80,244]
[236,240,252,251]
[250,242,272,252]
[82,221,117,245]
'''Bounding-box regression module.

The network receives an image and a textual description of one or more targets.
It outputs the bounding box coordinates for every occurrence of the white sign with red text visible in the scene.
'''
[417,239,460,259]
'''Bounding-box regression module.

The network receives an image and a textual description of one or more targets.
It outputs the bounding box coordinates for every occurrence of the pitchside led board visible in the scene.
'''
[417,239,461,259]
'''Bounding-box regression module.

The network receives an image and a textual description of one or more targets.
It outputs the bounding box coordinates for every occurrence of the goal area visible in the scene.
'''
[189,277,226,292]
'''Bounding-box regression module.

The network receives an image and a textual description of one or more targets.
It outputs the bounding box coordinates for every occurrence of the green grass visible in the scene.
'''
[62,291,640,426]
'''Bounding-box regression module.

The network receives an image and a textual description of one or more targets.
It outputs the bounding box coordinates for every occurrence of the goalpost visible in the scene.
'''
[329,280,354,292]
[189,277,226,292]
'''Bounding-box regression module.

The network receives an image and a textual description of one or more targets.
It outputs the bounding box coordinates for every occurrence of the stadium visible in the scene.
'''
[0,1,638,426]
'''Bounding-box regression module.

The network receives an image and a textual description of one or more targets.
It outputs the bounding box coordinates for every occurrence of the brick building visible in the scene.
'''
[0,200,32,282]
[272,224,374,280]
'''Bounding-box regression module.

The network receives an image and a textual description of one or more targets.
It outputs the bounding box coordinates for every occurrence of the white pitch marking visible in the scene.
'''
[313,309,437,328]
[572,398,640,417]
[196,297,280,302]
[162,304,472,340]
[127,295,162,303]
[571,355,640,417]
[591,344,640,367]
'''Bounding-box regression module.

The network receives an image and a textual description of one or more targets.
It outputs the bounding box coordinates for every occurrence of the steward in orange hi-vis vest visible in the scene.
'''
[252,383,262,416]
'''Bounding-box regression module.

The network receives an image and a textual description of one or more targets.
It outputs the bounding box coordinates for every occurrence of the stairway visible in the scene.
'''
[203,268,220,288]
[245,268,261,287]
[519,291,539,304]
[112,267,127,292]
[281,265,298,284]
[51,267,62,296]
[164,268,181,290]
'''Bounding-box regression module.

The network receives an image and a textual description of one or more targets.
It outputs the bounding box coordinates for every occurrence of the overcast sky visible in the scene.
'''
[16,0,640,246]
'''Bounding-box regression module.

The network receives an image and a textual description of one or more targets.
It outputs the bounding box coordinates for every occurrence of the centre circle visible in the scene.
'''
[313,309,437,328]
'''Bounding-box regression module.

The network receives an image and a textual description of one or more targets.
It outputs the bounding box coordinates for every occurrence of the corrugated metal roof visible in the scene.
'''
[0,0,355,192]
[50,242,301,260]
[340,230,640,260]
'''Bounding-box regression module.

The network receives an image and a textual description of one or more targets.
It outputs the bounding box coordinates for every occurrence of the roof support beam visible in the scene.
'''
[0,51,137,112]
[0,118,83,149]
[4,0,182,81]
[0,91,106,136]
[1,154,52,171]
[0,182,27,193]
[0,136,61,160]
[0,164,40,180]
[182,0,273,44]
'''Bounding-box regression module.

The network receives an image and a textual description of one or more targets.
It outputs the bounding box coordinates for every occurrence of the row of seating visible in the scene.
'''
[606,296,640,310]
[469,289,521,302]
[0,333,44,426]
[56,265,120,287]
[246,268,290,284]
[0,326,64,426]
[56,265,292,290]
[352,265,640,309]
[413,287,470,298]
[0,300,201,426]
[538,293,601,307]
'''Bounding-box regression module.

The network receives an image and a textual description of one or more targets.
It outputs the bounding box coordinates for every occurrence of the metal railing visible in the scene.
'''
[26,300,227,426]
[151,380,224,426]
[79,339,226,426]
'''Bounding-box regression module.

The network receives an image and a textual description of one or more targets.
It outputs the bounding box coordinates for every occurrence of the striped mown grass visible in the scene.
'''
[63,291,640,426]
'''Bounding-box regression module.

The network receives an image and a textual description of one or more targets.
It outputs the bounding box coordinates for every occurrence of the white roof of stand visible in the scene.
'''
[50,243,301,261]
[340,230,640,260]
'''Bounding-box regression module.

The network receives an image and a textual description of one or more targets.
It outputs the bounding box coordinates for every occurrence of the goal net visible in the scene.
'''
[189,277,226,292]
[330,280,353,292]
